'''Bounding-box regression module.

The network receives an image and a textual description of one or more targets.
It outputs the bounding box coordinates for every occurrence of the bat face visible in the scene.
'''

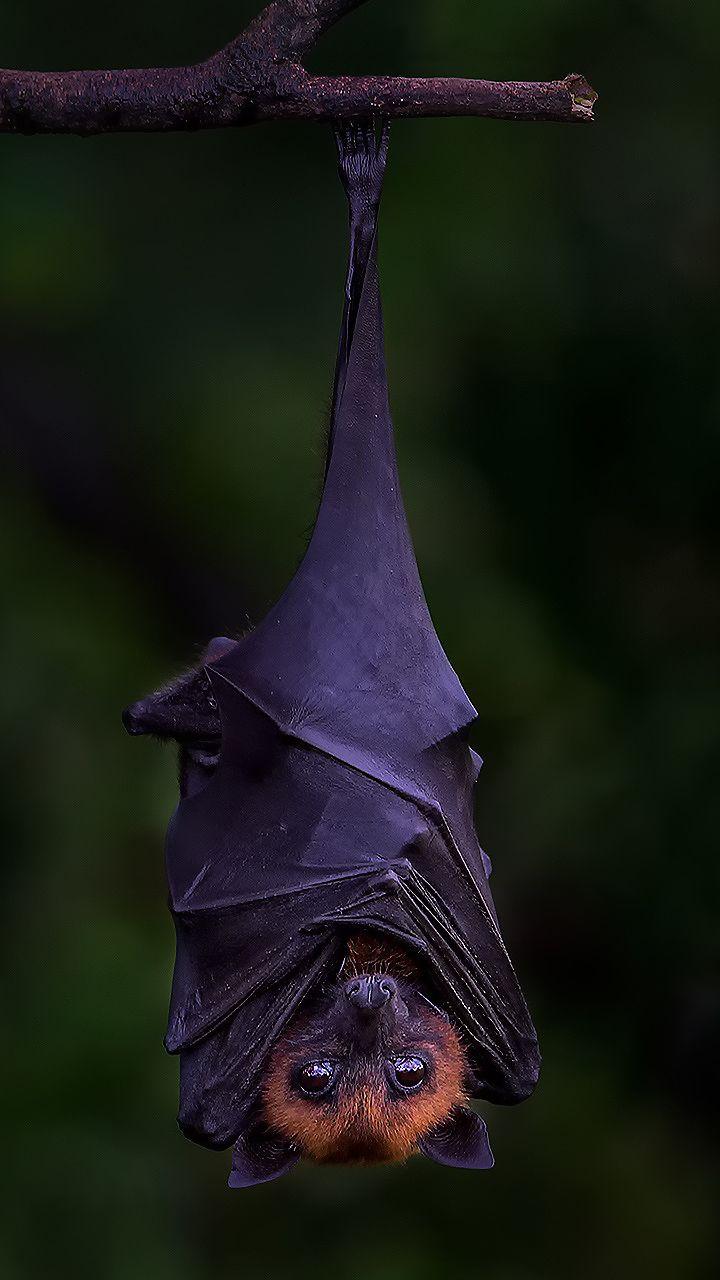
[262,951,467,1165]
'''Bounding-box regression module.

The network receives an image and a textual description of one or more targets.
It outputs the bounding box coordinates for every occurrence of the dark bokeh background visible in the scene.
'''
[3,2,719,1277]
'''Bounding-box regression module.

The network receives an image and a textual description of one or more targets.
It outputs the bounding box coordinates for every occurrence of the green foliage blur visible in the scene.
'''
[2,2,719,1277]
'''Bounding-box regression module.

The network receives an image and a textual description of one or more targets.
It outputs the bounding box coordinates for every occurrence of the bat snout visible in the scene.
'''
[344,974,397,1012]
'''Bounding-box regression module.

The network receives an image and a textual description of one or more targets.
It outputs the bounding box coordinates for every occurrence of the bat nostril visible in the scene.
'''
[379,978,397,999]
[345,978,370,1007]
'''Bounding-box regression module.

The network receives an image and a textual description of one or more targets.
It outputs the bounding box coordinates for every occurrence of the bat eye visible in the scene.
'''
[295,1061,336,1098]
[390,1055,427,1092]
[178,739,221,799]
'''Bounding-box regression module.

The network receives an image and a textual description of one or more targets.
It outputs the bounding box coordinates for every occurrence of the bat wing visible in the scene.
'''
[211,130,475,816]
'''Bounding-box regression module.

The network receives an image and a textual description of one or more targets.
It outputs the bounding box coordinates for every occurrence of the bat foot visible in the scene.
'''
[334,116,389,209]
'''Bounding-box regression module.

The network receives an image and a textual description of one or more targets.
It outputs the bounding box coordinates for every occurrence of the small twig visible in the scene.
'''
[0,0,596,137]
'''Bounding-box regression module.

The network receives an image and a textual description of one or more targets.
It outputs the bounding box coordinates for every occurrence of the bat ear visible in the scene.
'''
[418,1107,494,1171]
[228,1128,300,1189]
[202,635,237,665]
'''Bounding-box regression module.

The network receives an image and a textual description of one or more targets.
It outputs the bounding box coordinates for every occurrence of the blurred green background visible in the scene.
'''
[2,2,719,1277]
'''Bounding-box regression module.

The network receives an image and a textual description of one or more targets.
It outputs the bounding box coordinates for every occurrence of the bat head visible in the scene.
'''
[240,936,494,1184]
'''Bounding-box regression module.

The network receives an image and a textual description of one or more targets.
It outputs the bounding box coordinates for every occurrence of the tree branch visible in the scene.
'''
[0,0,596,136]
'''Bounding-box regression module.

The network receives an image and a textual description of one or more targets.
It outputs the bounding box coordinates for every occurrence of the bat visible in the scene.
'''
[124,120,540,1188]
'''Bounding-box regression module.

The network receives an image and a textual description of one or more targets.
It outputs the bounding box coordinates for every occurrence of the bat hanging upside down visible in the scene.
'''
[124,122,540,1187]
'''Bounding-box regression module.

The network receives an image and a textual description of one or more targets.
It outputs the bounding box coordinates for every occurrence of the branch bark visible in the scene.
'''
[0,0,597,136]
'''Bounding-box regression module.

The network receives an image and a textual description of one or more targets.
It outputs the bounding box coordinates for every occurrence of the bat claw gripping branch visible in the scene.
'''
[334,117,390,209]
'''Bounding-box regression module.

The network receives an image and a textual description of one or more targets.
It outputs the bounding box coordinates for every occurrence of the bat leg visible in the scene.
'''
[327,116,390,439]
